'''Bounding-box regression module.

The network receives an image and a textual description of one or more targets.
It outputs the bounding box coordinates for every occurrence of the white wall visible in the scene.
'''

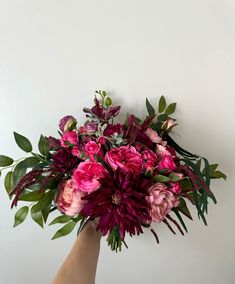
[0,1,235,283]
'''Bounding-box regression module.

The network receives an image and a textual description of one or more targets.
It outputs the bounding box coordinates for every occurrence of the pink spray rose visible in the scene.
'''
[145,128,167,146]
[57,179,86,216]
[161,118,177,132]
[158,154,177,173]
[168,182,181,194]
[73,161,107,193]
[60,131,80,157]
[146,183,179,223]
[141,149,158,174]
[85,141,101,161]
[105,145,143,173]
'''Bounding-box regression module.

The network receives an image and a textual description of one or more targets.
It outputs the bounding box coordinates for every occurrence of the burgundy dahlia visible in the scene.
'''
[81,169,152,239]
[51,148,79,173]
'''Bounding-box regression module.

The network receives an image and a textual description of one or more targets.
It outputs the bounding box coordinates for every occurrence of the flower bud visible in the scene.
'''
[161,119,177,132]
[59,115,77,133]
[105,97,112,107]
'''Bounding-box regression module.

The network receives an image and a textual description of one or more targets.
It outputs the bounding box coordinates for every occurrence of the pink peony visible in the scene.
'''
[73,161,107,193]
[158,155,177,173]
[60,131,80,157]
[146,183,179,223]
[168,182,181,194]
[85,141,101,161]
[145,128,167,145]
[141,149,158,174]
[105,146,143,173]
[57,179,86,216]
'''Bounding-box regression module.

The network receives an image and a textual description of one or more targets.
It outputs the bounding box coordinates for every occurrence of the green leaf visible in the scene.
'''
[169,172,182,182]
[146,98,155,116]
[153,174,170,183]
[13,132,32,153]
[20,157,40,168]
[49,215,72,225]
[38,135,49,156]
[178,198,192,220]
[157,113,168,122]
[42,204,51,223]
[19,191,45,201]
[211,170,227,180]
[172,208,188,233]
[4,171,14,195]
[31,204,44,228]
[0,155,14,167]
[165,103,177,115]
[33,191,54,212]
[13,206,29,227]
[158,95,166,113]
[52,221,77,240]
[13,161,27,185]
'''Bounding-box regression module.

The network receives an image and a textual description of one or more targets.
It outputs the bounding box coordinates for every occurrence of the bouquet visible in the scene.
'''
[0,90,226,251]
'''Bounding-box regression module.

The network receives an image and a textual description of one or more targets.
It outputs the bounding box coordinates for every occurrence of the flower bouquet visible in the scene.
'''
[0,90,226,251]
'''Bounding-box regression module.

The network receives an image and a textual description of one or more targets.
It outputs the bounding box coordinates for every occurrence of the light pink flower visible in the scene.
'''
[60,131,80,157]
[156,144,171,156]
[168,182,181,194]
[161,119,177,132]
[158,155,177,173]
[145,128,167,145]
[105,146,143,173]
[85,141,101,161]
[141,149,157,174]
[146,183,179,223]
[73,161,106,193]
[57,179,86,216]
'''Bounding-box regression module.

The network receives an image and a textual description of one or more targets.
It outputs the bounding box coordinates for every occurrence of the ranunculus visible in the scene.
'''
[103,123,123,136]
[73,161,106,193]
[141,149,157,174]
[59,115,77,133]
[168,182,181,194]
[57,179,86,216]
[60,131,80,157]
[145,128,167,146]
[85,141,101,161]
[51,148,79,173]
[105,146,143,173]
[158,155,177,173]
[146,183,179,223]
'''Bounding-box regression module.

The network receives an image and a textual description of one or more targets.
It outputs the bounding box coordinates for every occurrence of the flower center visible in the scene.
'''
[112,193,121,205]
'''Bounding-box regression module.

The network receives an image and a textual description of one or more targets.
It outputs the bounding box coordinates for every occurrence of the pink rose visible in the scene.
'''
[73,161,106,193]
[85,141,101,161]
[60,131,80,157]
[158,155,177,173]
[105,146,143,173]
[146,183,179,223]
[56,179,86,216]
[168,182,181,194]
[145,128,167,145]
[156,144,171,156]
[141,149,157,174]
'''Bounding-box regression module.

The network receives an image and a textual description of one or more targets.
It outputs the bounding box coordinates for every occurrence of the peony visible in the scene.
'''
[146,183,179,223]
[141,149,158,174]
[105,146,143,174]
[73,161,107,193]
[158,154,176,173]
[60,131,80,157]
[57,179,86,216]
[168,182,181,194]
[59,115,77,133]
[85,141,101,161]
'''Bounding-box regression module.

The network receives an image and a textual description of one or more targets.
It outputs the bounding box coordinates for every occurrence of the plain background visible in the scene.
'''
[0,1,235,283]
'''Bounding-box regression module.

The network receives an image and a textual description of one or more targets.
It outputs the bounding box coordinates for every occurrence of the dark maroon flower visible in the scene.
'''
[91,98,121,121]
[47,136,61,151]
[81,169,152,239]
[51,148,79,173]
[103,123,123,136]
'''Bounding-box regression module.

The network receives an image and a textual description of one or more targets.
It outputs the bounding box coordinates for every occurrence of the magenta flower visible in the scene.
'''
[59,115,77,133]
[146,183,179,223]
[73,161,107,193]
[60,131,80,157]
[141,149,158,174]
[158,155,177,173]
[57,179,86,216]
[168,182,181,194]
[105,146,143,174]
[85,141,102,161]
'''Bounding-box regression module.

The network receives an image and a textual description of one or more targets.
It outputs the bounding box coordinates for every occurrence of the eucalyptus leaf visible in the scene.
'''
[13,132,32,153]
[0,155,14,167]
[13,206,29,227]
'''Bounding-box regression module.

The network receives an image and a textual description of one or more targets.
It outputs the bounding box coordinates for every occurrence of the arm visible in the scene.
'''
[51,220,102,284]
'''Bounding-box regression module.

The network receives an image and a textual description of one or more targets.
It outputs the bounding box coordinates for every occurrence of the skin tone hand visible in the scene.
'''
[51,220,102,284]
